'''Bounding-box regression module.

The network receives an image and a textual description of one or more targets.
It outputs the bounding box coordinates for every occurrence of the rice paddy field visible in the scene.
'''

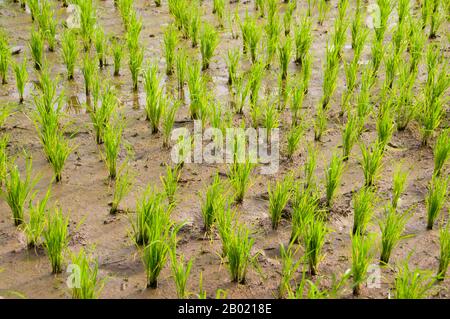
[0,0,449,299]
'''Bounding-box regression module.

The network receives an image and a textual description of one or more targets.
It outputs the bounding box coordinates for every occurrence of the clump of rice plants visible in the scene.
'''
[175,49,187,97]
[392,165,408,209]
[79,0,96,50]
[128,45,143,92]
[264,6,280,68]
[278,242,302,298]
[379,205,411,264]
[213,0,225,27]
[170,247,193,298]
[188,3,201,47]
[111,37,124,76]
[61,30,78,80]
[360,143,384,187]
[341,113,359,161]
[303,215,329,275]
[324,153,344,207]
[294,15,312,67]
[102,114,124,180]
[351,233,375,296]
[164,24,178,76]
[283,1,295,35]
[228,159,253,204]
[94,27,107,68]
[23,186,51,248]
[226,222,255,283]
[437,223,450,281]
[43,207,69,273]
[290,83,304,126]
[291,184,319,243]
[216,206,235,257]
[428,0,444,39]
[376,106,395,151]
[161,165,180,205]
[425,175,448,230]
[82,54,96,97]
[0,33,10,84]
[352,187,376,235]
[395,63,417,131]
[162,100,179,148]
[393,260,434,298]
[278,36,292,80]
[200,174,225,232]
[375,0,393,42]
[30,29,44,70]
[317,0,330,26]
[225,47,240,86]
[314,106,327,141]
[286,124,304,160]
[304,145,318,189]
[2,157,38,226]
[200,22,219,70]
[248,59,265,106]
[143,64,163,133]
[110,163,134,214]
[321,43,339,110]
[70,248,105,299]
[433,129,449,176]
[0,134,9,184]
[89,85,117,144]
[187,58,204,119]
[268,174,292,230]
[241,13,262,64]
[13,57,28,103]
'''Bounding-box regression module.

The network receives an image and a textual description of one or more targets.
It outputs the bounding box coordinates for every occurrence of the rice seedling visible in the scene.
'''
[255,0,265,17]
[370,39,384,77]
[375,0,393,42]
[241,14,262,64]
[226,222,255,283]
[2,157,38,226]
[425,175,448,230]
[360,143,384,187]
[248,60,265,106]
[110,163,134,214]
[352,187,376,235]
[304,215,329,275]
[30,29,44,70]
[379,205,411,264]
[291,184,320,243]
[111,38,124,76]
[429,0,444,39]
[286,124,304,160]
[161,165,180,205]
[200,23,218,71]
[187,59,204,119]
[175,49,187,97]
[228,159,253,204]
[82,54,96,97]
[27,0,39,21]
[398,0,410,25]
[141,210,175,288]
[42,125,74,183]
[290,83,305,126]
[23,186,51,248]
[395,63,417,131]
[225,48,240,86]
[79,0,96,50]
[126,12,142,50]
[264,10,281,68]
[321,43,339,110]
[117,0,133,28]
[43,207,69,273]
[437,223,450,281]
[61,30,78,80]
[391,165,408,209]
[341,113,359,161]
[163,24,178,76]
[102,115,124,180]
[324,153,344,207]
[278,36,292,81]
[89,85,117,144]
[94,27,107,68]
[317,0,330,26]
[314,106,327,142]
[332,13,349,56]
[188,3,201,47]
[278,242,302,298]
[376,107,395,151]
[433,129,449,176]
[268,175,292,230]
[393,260,434,298]
[170,248,193,298]
[200,174,225,232]
[13,57,28,104]
[408,21,426,74]
[70,248,104,299]
[128,46,143,92]
[301,53,312,94]
[213,0,225,28]
[0,33,10,84]
[294,15,312,67]
[283,1,295,36]
[143,65,164,133]
[0,134,8,184]
[351,233,375,295]
[304,145,318,189]
[162,100,179,148]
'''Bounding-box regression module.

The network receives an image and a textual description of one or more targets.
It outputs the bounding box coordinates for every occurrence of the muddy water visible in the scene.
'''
[0,1,449,298]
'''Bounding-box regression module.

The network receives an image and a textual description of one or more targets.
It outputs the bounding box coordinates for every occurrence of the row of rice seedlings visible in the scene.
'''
[110,162,134,214]
[200,174,225,232]
[13,57,28,103]
[351,233,375,295]
[324,153,344,207]
[379,205,411,264]
[70,248,104,299]
[200,22,219,70]
[425,174,448,230]
[160,164,180,205]
[268,174,292,230]
[23,186,51,248]
[433,129,449,176]
[102,112,124,180]
[2,157,39,226]
[43,207,69,273]
[89,84,118,144]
